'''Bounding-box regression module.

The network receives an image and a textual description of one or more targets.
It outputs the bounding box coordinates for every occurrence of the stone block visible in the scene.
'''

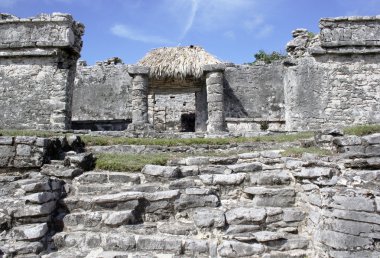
[157,221,197,235]
[250,170,291,185]
[333,136,362,147]
[193,208,225,228]
[174,194,219,211]
[217,241,264,257]
[10,223,48,241]
[363,133,380,145]
[330,218,380,236]
[295,167,335,179]
[244,187,295,207]
[0,145,15,166]
[199,173,246,185]
[0,136,13,145]
[317,230,373,249]
[283,208,306,222]
[136,235,182,253]
[225,207,266,225]
[330,195,375,212]
[104,234,136,251]
[203,63,226,72]
[184,239,209,255]
[127,65,150,75]
[227,162,262,173]
[14,136,37,144]
[14,201,56,218]
[142,165,180,178]
[179,165,199,176]
[144,190,180,201]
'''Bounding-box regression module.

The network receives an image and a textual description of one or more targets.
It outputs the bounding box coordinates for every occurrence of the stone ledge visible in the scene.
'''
[128,66,150,75]
[203,63,226,73]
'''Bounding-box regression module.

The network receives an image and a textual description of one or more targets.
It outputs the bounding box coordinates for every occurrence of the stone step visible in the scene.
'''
[62,191,145,212]
[0,240,44,257]
[74,171,141,185]
[74,182,163,195]
[63,210,141,231]
[243,186,296,207]
[41,164,83,179]
[42,248,203,258]
[0,223,48,241]
[52,231,212,257]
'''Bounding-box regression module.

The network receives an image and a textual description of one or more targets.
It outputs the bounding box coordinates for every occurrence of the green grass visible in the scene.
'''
[0,129,64,138]
[343,124,380,136]
[282,147,333,158]
[0,129,313,146]
[95,153,177,172]
[81,131,314,146]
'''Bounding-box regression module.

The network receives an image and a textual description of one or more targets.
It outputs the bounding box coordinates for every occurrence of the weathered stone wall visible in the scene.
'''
[224,63,285,120]
[285,55,380,131]
[72,58,132,122]
[0,13,84,130]
[0,136,50,168]
[285,16,380,131]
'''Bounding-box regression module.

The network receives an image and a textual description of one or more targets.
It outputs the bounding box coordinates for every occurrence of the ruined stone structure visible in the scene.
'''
[284,16,380,131]
[1,132,380,257]
[0,13,84,130]
[71,16,380,134]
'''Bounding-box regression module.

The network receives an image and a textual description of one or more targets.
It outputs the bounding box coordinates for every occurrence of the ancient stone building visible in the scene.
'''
[1,13,379,133]
[0,13,84,130]
[72,16,380,133]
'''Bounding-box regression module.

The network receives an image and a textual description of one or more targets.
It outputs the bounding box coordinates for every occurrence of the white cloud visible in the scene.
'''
[244,16,264,31]
[223,30,236,40]
[256,25,274,39]
[111,24,173,44]
[179,0,199,40]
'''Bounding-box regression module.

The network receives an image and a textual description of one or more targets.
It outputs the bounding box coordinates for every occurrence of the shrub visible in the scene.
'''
[252,50,287,64]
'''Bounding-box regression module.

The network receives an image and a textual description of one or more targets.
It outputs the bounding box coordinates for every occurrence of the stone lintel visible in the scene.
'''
[128,66,150,76]
[203,64,226,73]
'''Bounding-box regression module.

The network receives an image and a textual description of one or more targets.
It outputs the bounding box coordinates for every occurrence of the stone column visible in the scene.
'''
[127,66,152,130]
[203,64,226,133]
[195,86,208,132]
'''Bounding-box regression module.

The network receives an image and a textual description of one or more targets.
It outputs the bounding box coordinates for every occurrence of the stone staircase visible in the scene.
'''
[44,150,311,258]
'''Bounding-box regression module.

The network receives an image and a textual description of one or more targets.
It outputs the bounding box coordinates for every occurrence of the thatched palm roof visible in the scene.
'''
[138,46,222,80]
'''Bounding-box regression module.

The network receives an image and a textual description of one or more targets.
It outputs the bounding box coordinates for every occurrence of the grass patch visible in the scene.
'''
[95,153,178,172]
[0,129,64,138]
[282,147,333,158]
[81,131,314,146]
[0,129,314,146]
[343,124,380,136]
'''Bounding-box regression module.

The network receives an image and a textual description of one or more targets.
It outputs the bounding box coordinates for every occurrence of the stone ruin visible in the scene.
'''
[0,13,380,258]
[0,13,83,130]
[0,14,379,133]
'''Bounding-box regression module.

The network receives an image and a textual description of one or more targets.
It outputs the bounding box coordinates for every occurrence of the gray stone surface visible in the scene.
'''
[0,13,84,130]
[193,208,225,228]
[217,241,265,257]
[72,61,132,123]
[225,207,266,224]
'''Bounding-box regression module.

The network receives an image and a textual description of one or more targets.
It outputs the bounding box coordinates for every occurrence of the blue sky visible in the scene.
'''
[1,0,380,65]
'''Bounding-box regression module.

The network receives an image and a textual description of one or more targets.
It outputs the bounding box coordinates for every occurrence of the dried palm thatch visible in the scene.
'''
[138,45,222,80]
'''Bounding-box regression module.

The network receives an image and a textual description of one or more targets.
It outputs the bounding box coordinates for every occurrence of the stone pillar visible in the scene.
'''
[203,64,226,133]
[127,66,152,131]
[195,86,208,132]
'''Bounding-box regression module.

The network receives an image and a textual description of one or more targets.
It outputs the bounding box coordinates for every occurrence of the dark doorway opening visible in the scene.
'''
[181,113,195,132]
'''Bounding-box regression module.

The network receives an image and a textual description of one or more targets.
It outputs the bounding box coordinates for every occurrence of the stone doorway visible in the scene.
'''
[180,113,195,132]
